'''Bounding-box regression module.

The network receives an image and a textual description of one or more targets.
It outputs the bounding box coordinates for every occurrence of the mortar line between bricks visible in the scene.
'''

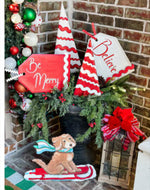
[132,109,150,119]
[135,64,150,70]
[126,101,149,110]
[139,43,143,55]
[72,20,150,36]
[73,1,150,10]
[40,10,61,14]
[38,0,67,2]
[143,97,146,107]
[38,40,56,44]
[38,31,57,34]
[146,78,149,89]
[115,0,119,5]
[147,0,150,9]
[143,20,147,32]
[124,50,150,57]
[74,39,88,44]
[126,89,149,98]
[41,20,58,24]
[72,11,150,24]
[119,39,142,46]
[38,31,58,35]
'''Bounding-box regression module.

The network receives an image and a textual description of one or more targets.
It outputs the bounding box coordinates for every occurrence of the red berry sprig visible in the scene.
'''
[59,93,66,103]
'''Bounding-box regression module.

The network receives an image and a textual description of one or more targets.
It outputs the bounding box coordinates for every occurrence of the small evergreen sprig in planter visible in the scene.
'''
[23,75,131,148]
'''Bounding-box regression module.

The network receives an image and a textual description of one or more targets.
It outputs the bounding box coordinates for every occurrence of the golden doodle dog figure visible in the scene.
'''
[33,134,81,174]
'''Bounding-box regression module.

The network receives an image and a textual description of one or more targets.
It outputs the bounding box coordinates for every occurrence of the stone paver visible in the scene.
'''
[37,183,55,190]
[80,180,102,190]
[60,181,81,190]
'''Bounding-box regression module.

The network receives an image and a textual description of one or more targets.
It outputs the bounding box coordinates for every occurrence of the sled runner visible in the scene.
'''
[24,164,96,181]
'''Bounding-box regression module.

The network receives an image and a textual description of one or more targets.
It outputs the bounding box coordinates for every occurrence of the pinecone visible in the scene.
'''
[98,76,106,88]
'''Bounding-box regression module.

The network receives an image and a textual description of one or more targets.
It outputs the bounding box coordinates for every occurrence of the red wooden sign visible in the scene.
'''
[18,54,70,93]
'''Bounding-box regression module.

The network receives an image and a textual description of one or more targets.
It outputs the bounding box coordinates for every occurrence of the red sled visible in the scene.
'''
[24,164,96,181]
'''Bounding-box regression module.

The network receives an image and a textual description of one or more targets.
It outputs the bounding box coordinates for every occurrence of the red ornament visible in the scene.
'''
[10,46,19,55]
[9,98,17,108]
[9,4,19,13]
[14,23,25,31]
[14,81,27,93]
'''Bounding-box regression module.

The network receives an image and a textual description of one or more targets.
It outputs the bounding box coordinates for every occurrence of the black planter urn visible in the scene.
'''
[60,105,95,165]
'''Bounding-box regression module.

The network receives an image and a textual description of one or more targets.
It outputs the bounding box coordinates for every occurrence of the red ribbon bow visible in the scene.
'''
[101,107,146,150]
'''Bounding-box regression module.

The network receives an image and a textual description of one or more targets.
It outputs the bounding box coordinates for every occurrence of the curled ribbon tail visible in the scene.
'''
[127,131,139,142]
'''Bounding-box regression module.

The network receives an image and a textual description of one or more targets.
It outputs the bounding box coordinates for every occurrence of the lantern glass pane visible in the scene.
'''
[102,139,131,179]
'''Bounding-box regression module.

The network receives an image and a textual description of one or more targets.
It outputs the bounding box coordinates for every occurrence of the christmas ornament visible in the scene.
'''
[10,68,18,80]
[31,13,42,27]
[8,84,14,89]
[23,8,36,22]
[17,56,27,66]
[5,57,17,69]
[22,38,25,43]
[28,94,33,98]
[14,23,25,31]
[22,47,32,57]
[20,98,32,111]
[10,46,19,55]
[101,107,146,150]
[9,3,19,13]
[9,98,17,108]
[55,3,81,73]
[12,0,24,4]
[14,81,27,93]
[24,32,38,46]
[74,39,102,96]
[26,46,33,52]
[11,13,22,24]
[24,22,31,26]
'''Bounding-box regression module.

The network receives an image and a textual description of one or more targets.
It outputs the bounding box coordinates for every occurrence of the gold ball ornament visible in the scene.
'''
[14,81,27,93]
[11,13,22,24]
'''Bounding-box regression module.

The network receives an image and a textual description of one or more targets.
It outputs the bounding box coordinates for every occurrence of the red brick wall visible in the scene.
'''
[72,0,150,136]
[37,0,68,54]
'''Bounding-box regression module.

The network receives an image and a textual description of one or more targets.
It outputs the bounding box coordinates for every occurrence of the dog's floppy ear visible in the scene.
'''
[52,136,62,150]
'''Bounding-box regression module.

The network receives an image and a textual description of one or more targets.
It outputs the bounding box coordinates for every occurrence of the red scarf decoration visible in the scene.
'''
[101,107,146,150]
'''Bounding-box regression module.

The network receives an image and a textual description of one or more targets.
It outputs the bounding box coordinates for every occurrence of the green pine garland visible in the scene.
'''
[21,75,130,148]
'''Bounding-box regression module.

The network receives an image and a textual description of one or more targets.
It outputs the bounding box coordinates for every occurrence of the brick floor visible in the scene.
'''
[5,142,126,190]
